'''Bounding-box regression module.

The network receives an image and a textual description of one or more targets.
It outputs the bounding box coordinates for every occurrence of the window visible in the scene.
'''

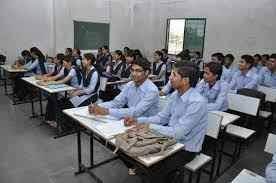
[166,18,206,56]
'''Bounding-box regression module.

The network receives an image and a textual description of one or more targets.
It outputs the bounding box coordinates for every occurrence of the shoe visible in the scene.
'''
[46,121,57,128]
[128,168,136,176]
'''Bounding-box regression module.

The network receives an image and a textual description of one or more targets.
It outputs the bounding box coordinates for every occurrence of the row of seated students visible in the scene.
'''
[11,46,275,182]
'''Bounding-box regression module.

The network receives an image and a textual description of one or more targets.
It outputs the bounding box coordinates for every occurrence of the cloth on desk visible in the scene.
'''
[114,126,176,157]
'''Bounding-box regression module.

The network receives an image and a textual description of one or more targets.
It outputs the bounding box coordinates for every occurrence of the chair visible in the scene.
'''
[237,88,272,130]
[264,133,276,154]
[258,86,276,130]
[184,112,222,183]
[216,93,258,176]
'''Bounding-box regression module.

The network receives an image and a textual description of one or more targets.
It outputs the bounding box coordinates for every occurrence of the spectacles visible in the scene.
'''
[130,68,144,73]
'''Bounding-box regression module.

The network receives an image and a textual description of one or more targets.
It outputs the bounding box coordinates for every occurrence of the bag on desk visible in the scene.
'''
[114,125,176,157]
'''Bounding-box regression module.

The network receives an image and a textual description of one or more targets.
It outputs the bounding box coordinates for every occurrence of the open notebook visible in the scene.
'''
[73,107,131,139]
[46,84,68,89]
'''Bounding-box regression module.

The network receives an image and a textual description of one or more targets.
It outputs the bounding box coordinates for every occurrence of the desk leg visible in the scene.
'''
[76,124,83,173]
[90,132,94,166]
[39,89,43,116]
[4,70,7,95]
[30,91,36,118]
[216,129,226,177]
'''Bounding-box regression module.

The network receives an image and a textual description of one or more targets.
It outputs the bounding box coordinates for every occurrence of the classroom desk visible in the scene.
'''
[63,106,184,183]
[105,75,162,86]
[22,76,75,138]
[231,169,266,183]
[0,65,27,104]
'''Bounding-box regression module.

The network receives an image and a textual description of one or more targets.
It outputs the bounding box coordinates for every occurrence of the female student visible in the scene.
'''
[72,48,82,68]
[24,47,47,75]
[40,53,64,78]
[65,48,73,57]
[229,55,258,92]
[109,50,126,77]
[21,50,33,65]
[98,45,112,70]
[69,53,100,107]
[44,55,82,125]
[196,62,229,111]
[152,50,166,86]
[121,50,135,78]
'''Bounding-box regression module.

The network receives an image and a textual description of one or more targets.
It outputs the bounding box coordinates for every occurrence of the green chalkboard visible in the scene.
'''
[74,21,110,50]
[183,18,206,55]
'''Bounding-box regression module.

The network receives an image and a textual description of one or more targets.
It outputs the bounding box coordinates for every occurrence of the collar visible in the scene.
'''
[129,79,150,93]
[180,87,194,102]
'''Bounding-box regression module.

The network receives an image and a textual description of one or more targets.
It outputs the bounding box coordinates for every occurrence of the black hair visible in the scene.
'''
[63,55,73,63]
[205,62,223,80]
[254,54,262,61]
[211,52,224,64]
[173,61,199,87]
[21,50,31,57]
[56,53,65,62]
[124,47,130,52]
[115,50,124,58]
[225,54,235,62]
[30,47,45,60]
[66,48,73,55]
[161,49,168,54]
[83,53,96,65]
[241,55,254,69]
[262,54,270,60]
[74,48,81,56]
[155,50,163,60]
[125,50,135,58]
[134,49,143,58]
[102,45,109,50]
[270,54,276,60]
[195,51,201,57]
[132,57,151,72]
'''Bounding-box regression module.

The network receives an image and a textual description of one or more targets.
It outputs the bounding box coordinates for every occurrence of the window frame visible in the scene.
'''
[165,18,207,57]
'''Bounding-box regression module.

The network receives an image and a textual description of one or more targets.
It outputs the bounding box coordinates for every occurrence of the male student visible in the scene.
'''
[124,62,208,183]
[258,54,276,88]
[196,62,229,111]
[159,62,200,96]
[88,57,159,119]
[229,55,258,92]
[266,154,276,183]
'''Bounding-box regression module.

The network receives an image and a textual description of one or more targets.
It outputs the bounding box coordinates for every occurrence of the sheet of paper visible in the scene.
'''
[95,121,131,139]
[231,169,266,183]
[73,107,120,123]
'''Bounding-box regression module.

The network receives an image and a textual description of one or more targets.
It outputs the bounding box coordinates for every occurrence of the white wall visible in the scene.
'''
[2,0,276,63]
[0,0,53,63]
[54,0,111,53]
[125,0,276,61]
